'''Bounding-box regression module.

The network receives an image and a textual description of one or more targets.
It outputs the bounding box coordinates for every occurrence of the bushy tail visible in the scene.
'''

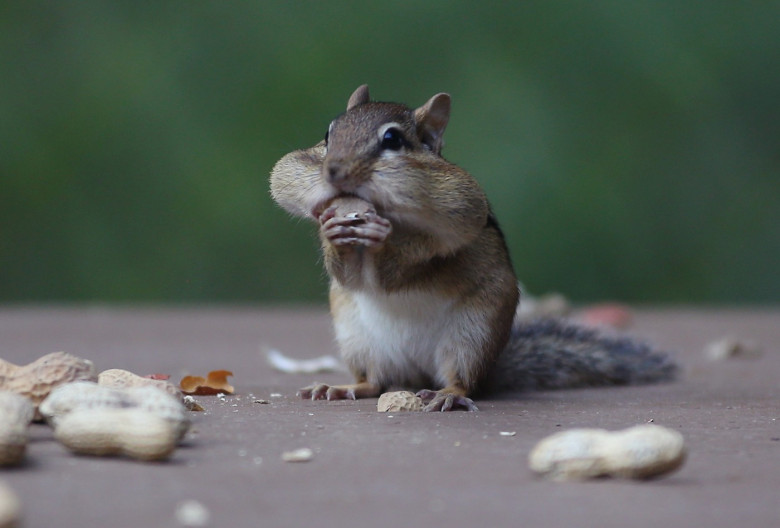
[485,317,677,393]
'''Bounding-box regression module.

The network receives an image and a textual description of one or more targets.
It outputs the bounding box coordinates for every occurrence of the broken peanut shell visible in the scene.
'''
[377,391,423,412]
[328,196,376,225]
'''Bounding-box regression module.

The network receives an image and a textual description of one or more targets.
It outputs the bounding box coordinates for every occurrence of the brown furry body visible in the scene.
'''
[270,86,674,411]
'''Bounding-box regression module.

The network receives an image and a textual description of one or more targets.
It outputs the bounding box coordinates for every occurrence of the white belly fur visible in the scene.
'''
[333,288,455,389]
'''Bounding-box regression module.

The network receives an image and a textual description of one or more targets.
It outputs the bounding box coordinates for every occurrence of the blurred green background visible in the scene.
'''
[1,1,778,304]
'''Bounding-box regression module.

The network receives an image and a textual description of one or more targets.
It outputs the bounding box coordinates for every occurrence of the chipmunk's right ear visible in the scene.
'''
[414,93,451,155]
[347,85,370,111]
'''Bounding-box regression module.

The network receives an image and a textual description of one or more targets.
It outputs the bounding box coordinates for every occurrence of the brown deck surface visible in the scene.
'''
[0,306,778,528]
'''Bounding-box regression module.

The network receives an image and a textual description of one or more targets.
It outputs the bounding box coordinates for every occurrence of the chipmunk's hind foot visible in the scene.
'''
[417,389,479,412]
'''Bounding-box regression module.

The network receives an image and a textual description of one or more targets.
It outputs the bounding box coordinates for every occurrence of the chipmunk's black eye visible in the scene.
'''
[380,128,404,151]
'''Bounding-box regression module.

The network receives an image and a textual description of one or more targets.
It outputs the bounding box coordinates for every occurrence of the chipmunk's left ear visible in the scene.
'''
[414,93,451,154]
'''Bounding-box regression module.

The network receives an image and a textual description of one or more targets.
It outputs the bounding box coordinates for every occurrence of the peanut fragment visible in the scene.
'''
[180,370,234,395]
[377,391,423,412]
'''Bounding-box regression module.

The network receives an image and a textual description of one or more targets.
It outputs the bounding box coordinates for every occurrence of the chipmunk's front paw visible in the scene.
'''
[417,389,479,412]
[320,208,392,249]
[297,383,355,401]
[298,381,382,401]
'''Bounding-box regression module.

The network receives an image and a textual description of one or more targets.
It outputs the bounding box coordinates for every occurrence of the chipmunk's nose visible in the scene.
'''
[323,158,354,189]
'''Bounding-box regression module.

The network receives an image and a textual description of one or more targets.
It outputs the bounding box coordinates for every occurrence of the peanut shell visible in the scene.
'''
[0,392,34,466]
[529,424,686,481]
[98,368,182,399]
[0,352,96,418]
[0,480,21,528]
[54,408,178,461]
[329,196,376,222]
[40,381,190,441]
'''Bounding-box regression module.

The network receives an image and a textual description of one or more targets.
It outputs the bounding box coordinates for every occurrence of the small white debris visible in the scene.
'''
[269,393,283,399]
[282,448,314,463]
[500,431,517,437]
[705,337,762,361]
[175,499,211,527]
[182,396,204,412]
[253,399,270,405]
[266,349,343,374]
[516,291,571,319]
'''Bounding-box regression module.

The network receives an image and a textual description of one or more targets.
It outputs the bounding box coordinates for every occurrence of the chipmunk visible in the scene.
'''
[270,85,676,411]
